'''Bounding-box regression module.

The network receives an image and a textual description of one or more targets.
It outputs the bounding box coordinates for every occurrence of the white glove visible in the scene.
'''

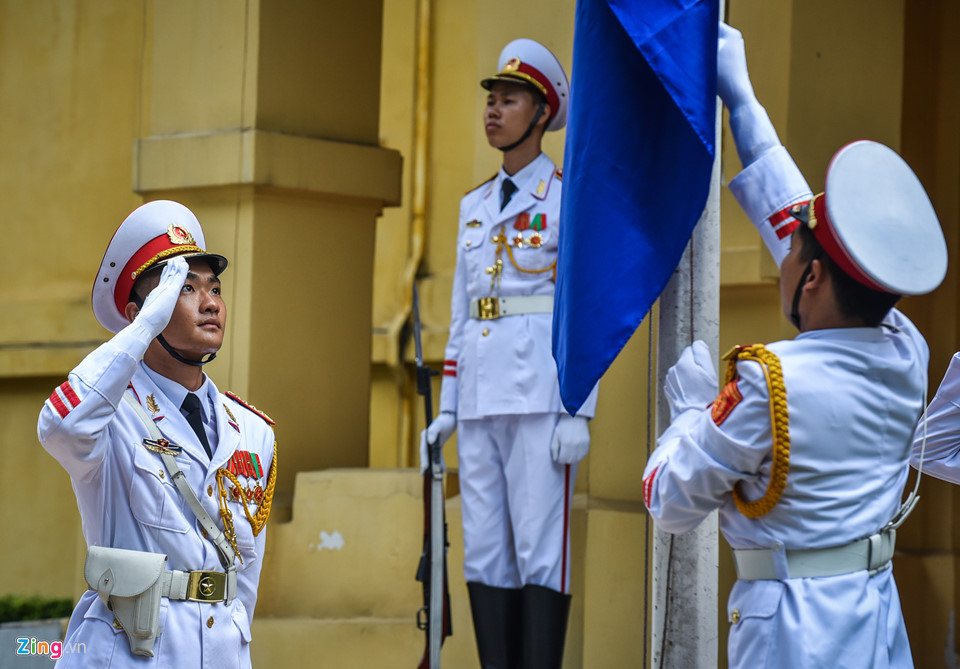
[419,411,456,473]
[664,340,718,422]
[550,415,590,464]
[717,22,780,167]
[717,22,754,111]
[112,256,189,361]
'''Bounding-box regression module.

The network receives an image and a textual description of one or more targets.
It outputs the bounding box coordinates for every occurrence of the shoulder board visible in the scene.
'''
[555,167,562,181]
[225,391,276,426]
[464,173,497,196]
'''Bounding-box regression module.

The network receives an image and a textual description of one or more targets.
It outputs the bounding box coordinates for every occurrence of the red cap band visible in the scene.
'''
[810,194,886,292]
[114,233,202,314]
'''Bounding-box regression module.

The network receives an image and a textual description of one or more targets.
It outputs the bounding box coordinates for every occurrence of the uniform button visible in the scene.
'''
[465,240,472,247]
[482,329,489,337]
[207,616,214,628]
[207,485,213,497]
[201,527,209,539]
[113,618,124,630]
[731,609,740,624]
[158,470,165,479]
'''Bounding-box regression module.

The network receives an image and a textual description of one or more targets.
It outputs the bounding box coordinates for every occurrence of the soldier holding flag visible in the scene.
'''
[642,24,946,668]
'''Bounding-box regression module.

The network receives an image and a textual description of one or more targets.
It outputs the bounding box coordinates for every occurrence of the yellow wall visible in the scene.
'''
[0,0,146,601]
[0,0,399,596]
[2,0,959,667]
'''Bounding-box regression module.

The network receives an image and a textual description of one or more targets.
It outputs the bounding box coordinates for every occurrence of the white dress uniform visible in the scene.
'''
[37,200,276,667]
[38,347,275,667]
[439,151,597,594]
[643,146,928,668]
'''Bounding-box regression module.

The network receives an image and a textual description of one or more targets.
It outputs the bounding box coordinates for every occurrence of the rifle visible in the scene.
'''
[413,282,452,668]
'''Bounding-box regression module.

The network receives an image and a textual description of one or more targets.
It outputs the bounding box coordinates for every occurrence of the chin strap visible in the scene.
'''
[496,100,546,153]
[157,334,216,366]
[789,262,813,330]
[789,252,823,330]
[132,294,217,367]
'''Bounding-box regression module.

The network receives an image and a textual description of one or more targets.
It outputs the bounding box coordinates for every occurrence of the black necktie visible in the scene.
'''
[500,178,517,211]
[182,393,213,459]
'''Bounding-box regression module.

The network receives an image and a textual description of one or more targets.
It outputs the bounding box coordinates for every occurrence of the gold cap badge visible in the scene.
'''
[167,225,196,246]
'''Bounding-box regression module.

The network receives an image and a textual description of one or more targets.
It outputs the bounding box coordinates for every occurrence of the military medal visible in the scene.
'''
[215,442,278,540]
[466,219,482,228]
[510,213,546,247]
[142,437,183,456]
[225,449,266,506]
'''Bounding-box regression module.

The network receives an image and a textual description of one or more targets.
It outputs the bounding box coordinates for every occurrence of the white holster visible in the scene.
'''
[84,545,166,657]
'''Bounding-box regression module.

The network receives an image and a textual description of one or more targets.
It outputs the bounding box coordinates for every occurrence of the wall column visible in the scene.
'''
[135,0,401,504]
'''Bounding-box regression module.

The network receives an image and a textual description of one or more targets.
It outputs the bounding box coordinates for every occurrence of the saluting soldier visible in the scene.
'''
[420,39,597,669]
[38,201,277,666]
[642,24,946,668]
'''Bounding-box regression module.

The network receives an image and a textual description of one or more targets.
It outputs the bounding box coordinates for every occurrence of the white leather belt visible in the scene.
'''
[469,295,553,320]
[162,569,233,603]
[732,528,896,580]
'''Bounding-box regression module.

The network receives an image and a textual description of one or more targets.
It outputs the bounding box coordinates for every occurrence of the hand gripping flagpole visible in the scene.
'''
[650,40,723,667]
[413,282,452,669]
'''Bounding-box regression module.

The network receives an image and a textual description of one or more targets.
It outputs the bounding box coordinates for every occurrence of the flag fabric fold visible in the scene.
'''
[553,0,719,414]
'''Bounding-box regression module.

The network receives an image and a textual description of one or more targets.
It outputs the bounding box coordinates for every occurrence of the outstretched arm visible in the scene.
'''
[719,23,812,267]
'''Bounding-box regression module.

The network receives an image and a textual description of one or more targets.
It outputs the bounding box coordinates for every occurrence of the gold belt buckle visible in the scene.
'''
[187,570,226,603]
[477,296,500,320]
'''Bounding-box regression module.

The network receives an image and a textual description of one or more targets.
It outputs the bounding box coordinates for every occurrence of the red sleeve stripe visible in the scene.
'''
[443,370,457,377]
[768,200,810,237]
[443,359,457,367]
[48,381,81,419]
[775,220,800,240]
[48,393,70,418]
[768,208,793,225]
[60,382,81,408]
[643,466,659,508]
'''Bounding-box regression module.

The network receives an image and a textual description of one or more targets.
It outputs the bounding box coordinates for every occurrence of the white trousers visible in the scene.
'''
[457,414,576,594]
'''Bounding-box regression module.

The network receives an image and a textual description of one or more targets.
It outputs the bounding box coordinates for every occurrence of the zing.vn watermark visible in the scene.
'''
[16,637,85,661]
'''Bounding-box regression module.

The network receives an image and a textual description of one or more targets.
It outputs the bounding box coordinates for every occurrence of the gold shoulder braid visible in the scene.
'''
[216,441,278,553]
[722,345,791,519]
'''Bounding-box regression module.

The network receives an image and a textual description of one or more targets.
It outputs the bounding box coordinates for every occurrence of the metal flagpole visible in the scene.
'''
[649,27,723,666]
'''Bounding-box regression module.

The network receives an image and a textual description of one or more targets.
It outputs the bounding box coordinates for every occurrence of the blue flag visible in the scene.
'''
[553,0,718,414]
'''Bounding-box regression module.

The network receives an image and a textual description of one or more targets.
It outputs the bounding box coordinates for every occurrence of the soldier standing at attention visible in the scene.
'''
[420,39,598,669]
[642,24,947,668]
[38,201,277,666]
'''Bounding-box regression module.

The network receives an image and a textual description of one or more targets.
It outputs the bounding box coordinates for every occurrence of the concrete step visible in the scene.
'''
[256,469,462,621]
[253,468,480,664]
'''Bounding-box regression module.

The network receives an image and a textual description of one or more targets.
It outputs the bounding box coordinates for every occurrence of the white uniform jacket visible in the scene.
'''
[438,152,597,420]
[912,353,960,483]
[644,146,925,668]
[38,337,275,667]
